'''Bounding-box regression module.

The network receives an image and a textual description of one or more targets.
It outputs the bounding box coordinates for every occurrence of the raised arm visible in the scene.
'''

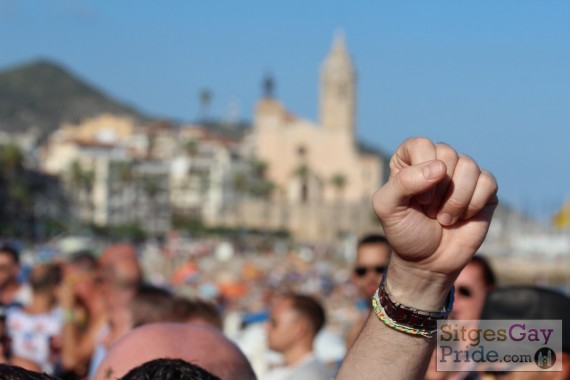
[337,137,498,380]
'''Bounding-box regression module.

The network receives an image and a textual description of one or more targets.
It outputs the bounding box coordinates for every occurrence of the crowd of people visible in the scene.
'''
[0,137,569,380]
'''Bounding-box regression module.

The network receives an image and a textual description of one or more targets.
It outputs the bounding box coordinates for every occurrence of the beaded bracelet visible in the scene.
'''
[371,288,437,338]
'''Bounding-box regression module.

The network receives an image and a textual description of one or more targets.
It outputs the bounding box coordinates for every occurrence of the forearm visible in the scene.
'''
[337,313,435,380]
[337,260,454,380]
[61,322,81,370]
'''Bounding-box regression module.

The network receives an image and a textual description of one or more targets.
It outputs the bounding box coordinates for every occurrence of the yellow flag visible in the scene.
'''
[552,201,570,230]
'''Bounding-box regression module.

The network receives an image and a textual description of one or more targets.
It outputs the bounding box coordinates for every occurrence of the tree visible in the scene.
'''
[185,139,199,159]
[199,89,212,122]
[330,173,348,239]
[293,164,311,203]
[0,143,66,240]
[0,143,24,177]
[115,161,135,224]
[250,159,268,179]
[330,173,347,201]
[143,175,162,237]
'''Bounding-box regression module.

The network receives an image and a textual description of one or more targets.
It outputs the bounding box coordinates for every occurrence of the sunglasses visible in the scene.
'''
[354,266,386,277]
[457,285,472,298]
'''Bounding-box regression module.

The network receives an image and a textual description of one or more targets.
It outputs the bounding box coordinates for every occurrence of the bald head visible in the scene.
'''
[94,323,256,380]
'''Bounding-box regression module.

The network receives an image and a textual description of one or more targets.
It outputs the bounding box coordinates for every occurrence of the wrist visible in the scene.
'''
[386,255,456,311]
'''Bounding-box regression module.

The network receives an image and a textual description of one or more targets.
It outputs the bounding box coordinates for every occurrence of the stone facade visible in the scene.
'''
[227,34,387,243]
[252,34,384,205]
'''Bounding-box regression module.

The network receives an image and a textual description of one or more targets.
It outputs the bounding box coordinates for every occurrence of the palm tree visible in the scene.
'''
[68,160,88,223]
[185,139,199,158]
[199,89,212,122]
[143,176,162,237]
[294,164,310,203]
[231,171,249,226]
[331,173,348,240]
[116,161,135,224]
[81,169,95,225]
[330,173,347,201]
[251,159,268,180]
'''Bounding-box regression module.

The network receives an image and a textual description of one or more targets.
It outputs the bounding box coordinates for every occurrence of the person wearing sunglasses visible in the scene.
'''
[451,255,496,322]
[345,234,391,349]
[425,255,497,380]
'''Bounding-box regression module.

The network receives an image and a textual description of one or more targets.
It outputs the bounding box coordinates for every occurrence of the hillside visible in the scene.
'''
[0,59,149,134]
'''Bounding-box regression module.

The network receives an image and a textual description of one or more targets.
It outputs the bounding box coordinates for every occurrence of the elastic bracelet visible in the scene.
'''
[371,289,436,338]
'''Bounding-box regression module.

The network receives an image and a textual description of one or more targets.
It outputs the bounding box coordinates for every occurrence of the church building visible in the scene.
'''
[252,33,385,205]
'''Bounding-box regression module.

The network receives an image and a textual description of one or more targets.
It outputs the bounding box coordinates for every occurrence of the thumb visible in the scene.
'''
[374,160,446,214]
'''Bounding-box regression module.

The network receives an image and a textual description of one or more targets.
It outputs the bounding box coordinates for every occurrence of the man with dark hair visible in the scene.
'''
[353,234,391,301]
[451,254,496,321]
[0,364,60,379]
[426,255,497,380]
[346,233,391,348]
[121,358,221,380]
[128,284,175,328]
[479,286,570,379]
[0,244,32,307]
[171,297,223,330]
[265,293,329,380]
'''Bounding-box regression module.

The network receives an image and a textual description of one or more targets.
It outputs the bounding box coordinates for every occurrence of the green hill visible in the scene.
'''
[0,59,149,134]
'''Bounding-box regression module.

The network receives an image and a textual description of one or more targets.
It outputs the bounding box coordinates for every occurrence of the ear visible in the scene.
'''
[292,317,312,340]
[555,352,570,380]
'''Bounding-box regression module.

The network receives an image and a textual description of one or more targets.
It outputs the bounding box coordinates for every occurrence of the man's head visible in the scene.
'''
[171,297,223,330]
[266,294,325,355]
[29,263,62,300]
[0,245,20,289]
[480,286,570,379]
[129,284,176,327]
[451,255,496,320]
[122,358,221,380]
[94,323,256,380]
[65,250,99,302]
[0,364,59,379]
[99,245,142,313]
[353,234,391,298]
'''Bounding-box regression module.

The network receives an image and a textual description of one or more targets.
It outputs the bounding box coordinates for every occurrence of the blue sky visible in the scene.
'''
[1,1,569,222]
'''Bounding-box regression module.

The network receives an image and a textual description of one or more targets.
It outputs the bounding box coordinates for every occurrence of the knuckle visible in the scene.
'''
[435,143,459,162]
[465,202,482,218]
[371,189,388,218]
[406,136,432,151]
[442,196,466,212]
[457,154,480,173]
[480,170,498,193]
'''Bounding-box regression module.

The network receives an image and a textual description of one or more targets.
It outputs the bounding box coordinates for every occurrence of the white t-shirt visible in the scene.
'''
[263,353,330,380]
[6,307,63,374]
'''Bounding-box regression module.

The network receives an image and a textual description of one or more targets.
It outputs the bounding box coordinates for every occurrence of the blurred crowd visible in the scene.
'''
[0,238,367,379]
[0,235,568,380]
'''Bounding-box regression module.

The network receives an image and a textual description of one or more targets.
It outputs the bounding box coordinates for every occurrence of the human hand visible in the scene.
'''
[57,274,78,310]
[372,137,498,309]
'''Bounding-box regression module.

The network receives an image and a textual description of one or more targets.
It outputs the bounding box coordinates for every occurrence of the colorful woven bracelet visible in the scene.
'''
[371,288,437,338]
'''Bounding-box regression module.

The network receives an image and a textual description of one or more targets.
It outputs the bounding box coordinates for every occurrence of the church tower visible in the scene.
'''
[319,32,356,135]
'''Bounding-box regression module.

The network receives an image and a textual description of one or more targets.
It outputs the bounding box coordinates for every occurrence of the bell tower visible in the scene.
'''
[319,31,356,135]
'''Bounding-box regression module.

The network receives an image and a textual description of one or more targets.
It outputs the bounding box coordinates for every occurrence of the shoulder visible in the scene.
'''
[291,357,330,380]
